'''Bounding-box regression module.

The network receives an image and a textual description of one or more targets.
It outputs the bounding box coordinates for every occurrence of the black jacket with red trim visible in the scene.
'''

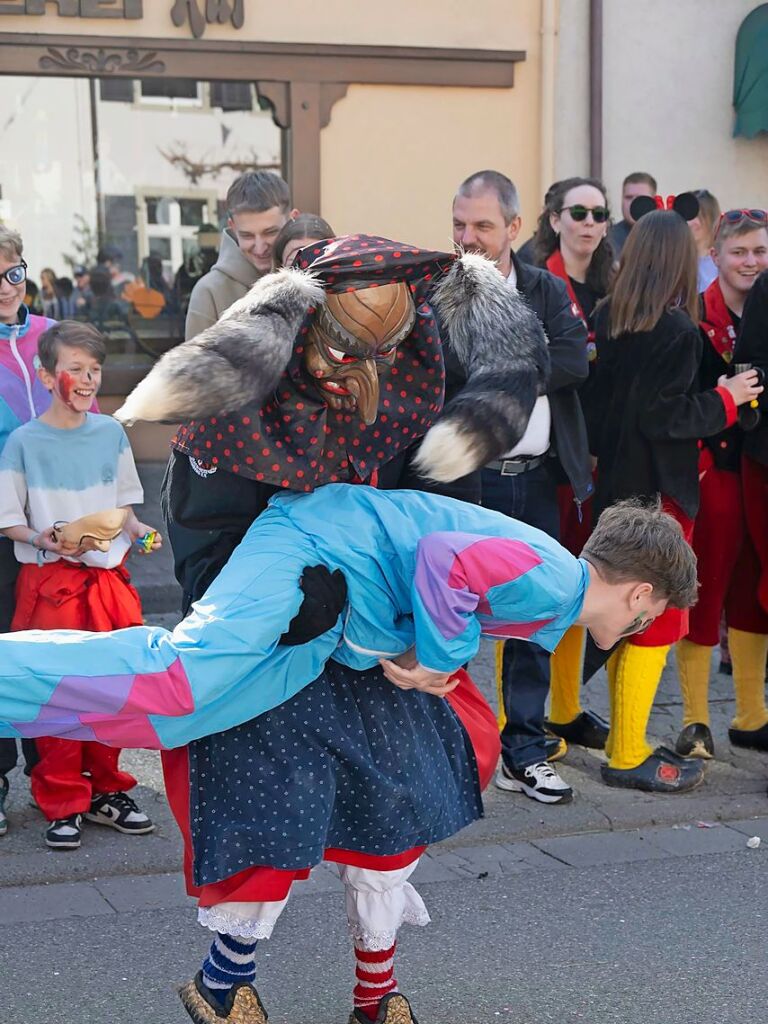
[698,280,741,473]
[734,269,768,467]
[586,304,737,519]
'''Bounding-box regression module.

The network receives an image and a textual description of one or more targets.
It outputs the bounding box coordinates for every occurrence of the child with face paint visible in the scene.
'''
[0,320,160,851]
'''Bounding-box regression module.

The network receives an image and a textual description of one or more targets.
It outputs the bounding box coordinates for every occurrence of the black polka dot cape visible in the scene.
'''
[172,236,455,491]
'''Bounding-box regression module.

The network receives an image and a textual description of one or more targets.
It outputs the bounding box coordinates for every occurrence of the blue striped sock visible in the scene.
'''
[201,933,258,1005]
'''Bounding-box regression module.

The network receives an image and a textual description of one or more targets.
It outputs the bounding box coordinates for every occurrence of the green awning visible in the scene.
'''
[734,3,768,137]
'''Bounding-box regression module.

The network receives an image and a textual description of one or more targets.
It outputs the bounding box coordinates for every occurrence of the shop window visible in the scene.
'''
[139,78,205,107]
[210,81,253,112]
[99,78,134,104]
[139,193,216,280]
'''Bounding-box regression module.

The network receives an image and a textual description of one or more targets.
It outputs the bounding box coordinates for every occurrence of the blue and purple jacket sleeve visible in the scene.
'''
[412,531,586,671]
[0,509,342,749]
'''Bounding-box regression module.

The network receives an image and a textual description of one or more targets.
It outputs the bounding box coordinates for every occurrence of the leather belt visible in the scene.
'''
[485,453,548,476]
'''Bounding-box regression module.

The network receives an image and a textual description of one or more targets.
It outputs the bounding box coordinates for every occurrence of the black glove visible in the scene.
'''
[279,564,348,646]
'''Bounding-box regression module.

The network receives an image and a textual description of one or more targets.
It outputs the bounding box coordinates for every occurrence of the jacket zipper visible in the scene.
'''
[9,327,36,418]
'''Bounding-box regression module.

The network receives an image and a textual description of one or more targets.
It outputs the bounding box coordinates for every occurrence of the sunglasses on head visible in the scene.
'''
[561,205,609,224]
[714,208,768,240]
[0,259,27,287]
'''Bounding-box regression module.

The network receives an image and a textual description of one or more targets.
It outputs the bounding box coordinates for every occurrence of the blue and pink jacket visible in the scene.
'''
[0,307,56,456]
[0,485,588,749]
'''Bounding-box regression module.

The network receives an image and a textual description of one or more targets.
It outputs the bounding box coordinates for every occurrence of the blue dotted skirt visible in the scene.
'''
[187,661,483,884]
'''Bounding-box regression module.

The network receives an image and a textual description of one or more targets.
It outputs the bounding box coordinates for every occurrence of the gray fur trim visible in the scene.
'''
[415,252,550,481]
[114,268,324,425]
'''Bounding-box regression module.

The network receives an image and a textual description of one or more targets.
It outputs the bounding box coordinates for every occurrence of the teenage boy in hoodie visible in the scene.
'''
[185,171,297,341]
[0,225,58,836]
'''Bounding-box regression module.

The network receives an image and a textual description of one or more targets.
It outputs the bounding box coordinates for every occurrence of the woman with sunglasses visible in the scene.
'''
[676,210,768,762]
[533,176,613,357]
[0,225,59,837]
[584,209,763,793]
[528,179,614,741]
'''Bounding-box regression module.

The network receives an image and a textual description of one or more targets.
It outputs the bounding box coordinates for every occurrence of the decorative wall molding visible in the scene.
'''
[39,45,164,74]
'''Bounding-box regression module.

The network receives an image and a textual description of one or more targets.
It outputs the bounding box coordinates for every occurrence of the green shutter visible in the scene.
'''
[734,3,768,138]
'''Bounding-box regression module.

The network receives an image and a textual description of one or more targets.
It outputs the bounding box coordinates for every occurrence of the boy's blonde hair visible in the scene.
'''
[0,226,23,262]
[582,498,698,609]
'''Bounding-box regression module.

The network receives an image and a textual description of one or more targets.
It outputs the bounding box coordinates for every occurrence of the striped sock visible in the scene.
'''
[201,933,258,1006]
[353,942,398,1020]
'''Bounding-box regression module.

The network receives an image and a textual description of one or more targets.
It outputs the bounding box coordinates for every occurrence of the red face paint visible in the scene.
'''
[55,371,78,411]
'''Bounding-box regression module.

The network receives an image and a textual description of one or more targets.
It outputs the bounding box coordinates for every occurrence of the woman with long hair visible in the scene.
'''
[532,179,613,740]
[39,266,59,319]
[272,214,335,269]
[585,209,761,793]
[690,188,721,291]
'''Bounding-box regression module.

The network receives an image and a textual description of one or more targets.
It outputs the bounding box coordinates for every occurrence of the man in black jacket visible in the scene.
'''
[452,170,604,803]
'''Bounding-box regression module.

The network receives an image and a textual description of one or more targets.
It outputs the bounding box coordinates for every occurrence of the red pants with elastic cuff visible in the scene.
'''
[12,559,143,821]
[687,466,768,646]
[162,668,501,907]
[630,498,693,648]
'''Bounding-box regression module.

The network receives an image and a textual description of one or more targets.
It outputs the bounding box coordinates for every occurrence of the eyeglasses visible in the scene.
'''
[0,260,27,287]
[714,209,768,239]
[561,205,609,224]
[617,613,656,638]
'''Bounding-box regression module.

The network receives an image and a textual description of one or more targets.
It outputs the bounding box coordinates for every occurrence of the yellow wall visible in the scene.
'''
[0,0,539,48]
[0,1,546,251]
[321,80,543,250]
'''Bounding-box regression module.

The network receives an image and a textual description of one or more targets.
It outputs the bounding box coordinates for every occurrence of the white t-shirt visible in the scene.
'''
[499,262,551,459]
[0,413,143,568]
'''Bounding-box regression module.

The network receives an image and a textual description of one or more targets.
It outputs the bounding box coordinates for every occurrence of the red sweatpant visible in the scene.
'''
[162,668,501,907]
[630,498,693,648]
[12,560,144,820]
[687,466,768,645]
[742,455,768,616]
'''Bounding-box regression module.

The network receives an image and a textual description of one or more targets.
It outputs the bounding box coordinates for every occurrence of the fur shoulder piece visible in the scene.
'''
[413,252,550,482]
[114,268,324,425]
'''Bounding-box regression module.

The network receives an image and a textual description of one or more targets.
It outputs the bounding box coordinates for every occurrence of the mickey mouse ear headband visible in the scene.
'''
[630,192,700,223]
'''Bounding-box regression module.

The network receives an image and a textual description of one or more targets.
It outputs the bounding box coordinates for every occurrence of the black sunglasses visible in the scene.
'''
[562,205,609,224]
[0,259,28,286]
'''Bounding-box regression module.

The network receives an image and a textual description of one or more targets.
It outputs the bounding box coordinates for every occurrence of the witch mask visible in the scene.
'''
[304,282,416,425]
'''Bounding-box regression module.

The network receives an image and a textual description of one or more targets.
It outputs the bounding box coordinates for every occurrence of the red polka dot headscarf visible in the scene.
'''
[173,235,456,491]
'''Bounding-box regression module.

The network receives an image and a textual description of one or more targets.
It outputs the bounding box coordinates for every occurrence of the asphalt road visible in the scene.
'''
[1,845,766,1024]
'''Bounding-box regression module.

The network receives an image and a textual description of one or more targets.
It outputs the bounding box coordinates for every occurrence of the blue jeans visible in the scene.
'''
[481,462,560,770]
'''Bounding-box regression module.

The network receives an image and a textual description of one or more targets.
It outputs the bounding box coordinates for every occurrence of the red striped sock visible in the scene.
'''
[353,942,398,1020]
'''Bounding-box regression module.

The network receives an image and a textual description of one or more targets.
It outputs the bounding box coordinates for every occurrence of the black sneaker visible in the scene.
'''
[85,791,155,834]
[494,760,573,804]
[546,709,609,750]
[45,814,83,850]
[675,722,715,759]
[729,722,768,752]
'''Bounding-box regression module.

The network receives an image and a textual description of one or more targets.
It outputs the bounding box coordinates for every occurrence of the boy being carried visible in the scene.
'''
[0,486,697,754]
[0,320,160,850]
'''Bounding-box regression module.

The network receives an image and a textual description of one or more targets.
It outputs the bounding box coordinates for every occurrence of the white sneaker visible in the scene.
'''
[494,760,573,804]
